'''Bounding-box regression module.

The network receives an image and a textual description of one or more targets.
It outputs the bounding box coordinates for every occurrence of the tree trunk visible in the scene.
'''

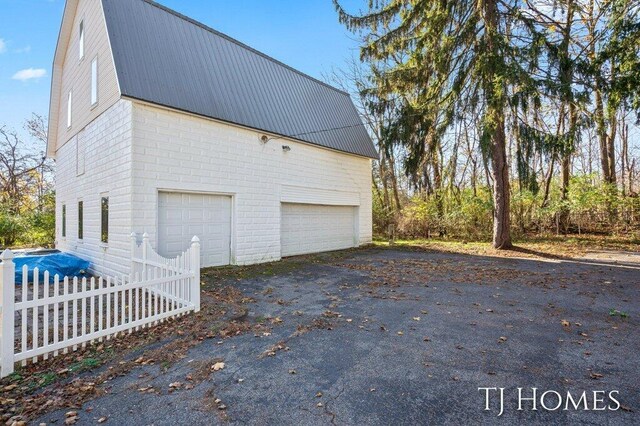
[586,0,610,185]
[379,155,392,210]
[541,157,555,208]
[606,107,617,185]
[483,0,512,249]
[621,120,628,196]
[387,149,402,211]
[490,110,512,249]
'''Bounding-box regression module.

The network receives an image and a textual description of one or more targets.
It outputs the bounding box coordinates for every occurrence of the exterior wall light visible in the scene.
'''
[282,145,291,152]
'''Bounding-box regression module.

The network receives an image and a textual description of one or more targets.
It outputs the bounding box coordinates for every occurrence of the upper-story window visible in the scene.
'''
[79,20,85,60]
[67,91,72,128]
[91,57,98,106]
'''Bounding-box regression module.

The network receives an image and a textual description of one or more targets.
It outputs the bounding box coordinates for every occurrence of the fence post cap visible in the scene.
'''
[142,232,149,239]
[0,249,14,261]
[130,232,137,238]
[191,236,200,244]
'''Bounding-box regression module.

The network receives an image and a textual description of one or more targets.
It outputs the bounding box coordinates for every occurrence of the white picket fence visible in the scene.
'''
[0,233,200,378]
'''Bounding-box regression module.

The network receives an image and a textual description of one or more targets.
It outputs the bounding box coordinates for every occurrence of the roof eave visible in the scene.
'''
[47,0,80,158]
[123,95,378,160]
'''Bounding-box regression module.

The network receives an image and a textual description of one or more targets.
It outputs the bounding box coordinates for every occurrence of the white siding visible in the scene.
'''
[55,100,133,277]
[53,0,120,154]
[131,102,372,266]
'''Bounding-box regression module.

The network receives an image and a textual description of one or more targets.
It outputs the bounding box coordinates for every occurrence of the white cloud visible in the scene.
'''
[14,45,31,54]
[12,68,47,82]
[0,39,6,54]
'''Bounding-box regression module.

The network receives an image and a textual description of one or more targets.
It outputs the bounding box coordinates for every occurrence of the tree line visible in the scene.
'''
[0,115,54,247]
[333,0,640,247]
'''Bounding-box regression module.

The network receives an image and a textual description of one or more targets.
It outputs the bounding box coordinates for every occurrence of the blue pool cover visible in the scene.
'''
[13,253,91,283]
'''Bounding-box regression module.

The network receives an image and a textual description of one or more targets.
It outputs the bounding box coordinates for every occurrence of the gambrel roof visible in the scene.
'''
[99,0,377,159]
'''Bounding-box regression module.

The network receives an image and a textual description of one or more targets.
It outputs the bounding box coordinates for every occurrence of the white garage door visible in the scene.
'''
[281,203,357,257]
[158,192,231,267]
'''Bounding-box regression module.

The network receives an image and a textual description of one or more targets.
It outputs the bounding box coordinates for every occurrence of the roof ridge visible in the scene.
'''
[142,0,351,97]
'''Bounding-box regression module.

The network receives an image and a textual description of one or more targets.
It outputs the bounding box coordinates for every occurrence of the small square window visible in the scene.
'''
[101,197,109,243]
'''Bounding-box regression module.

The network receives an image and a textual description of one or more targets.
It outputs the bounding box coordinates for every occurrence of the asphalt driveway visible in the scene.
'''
[31,247,639,425]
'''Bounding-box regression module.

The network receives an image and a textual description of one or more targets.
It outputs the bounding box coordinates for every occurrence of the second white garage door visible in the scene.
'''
[281,203,357,257]
[158,192,232,267]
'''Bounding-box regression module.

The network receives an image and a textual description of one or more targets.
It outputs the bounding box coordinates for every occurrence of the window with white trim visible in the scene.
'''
[78,201,83,240]
[62,204,67,238]
[79,20,84,60]
[91,57,98,106]
[101,196,109,243]
[67,91,72,128]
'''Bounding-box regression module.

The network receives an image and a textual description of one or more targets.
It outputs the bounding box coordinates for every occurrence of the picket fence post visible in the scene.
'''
[0,249,15,378]
[142,233,149,280]
[130,232,137,275]
[190,236,201,312]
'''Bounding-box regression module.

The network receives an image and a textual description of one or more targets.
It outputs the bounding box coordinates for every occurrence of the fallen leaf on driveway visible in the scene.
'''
[561,320,571,327]
[212,362,225,371]
[589,372,604,380]
[498,336,507,343]
[413,317,421,321]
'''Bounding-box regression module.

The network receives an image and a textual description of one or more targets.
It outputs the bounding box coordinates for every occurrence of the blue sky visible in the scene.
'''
[0,0,365,138]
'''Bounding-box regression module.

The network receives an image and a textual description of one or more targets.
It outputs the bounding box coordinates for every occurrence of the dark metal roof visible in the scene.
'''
[101,0,377,159]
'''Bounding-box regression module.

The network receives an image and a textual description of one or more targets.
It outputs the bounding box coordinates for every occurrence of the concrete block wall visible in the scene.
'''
[130,102,372,266]
[55,99,133,276]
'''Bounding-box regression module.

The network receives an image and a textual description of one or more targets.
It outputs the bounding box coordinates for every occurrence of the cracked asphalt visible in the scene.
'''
[33,247,639,425]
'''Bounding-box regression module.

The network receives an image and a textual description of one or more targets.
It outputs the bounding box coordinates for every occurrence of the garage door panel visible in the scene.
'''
[158,192,231,267]
[281,203,356,257]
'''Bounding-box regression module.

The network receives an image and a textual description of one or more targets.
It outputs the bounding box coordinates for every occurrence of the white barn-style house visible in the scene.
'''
[47,0,377,276]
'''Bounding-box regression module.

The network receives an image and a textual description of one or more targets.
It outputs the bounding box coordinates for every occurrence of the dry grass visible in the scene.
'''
[375,233,640,260]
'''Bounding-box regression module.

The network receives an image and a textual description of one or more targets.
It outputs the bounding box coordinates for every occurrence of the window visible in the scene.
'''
[79,20,84,60]
[91,57,98,106]
[76,133,86,176]
[62,204,66,238]
[101,197,109,243]
[78,201,83,240]
[67,91,72,128]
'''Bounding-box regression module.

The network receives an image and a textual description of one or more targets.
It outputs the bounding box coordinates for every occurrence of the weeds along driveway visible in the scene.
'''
[22,247,640,425]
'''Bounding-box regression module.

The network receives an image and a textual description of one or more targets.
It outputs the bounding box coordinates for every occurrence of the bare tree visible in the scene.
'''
[0,115,53,214]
